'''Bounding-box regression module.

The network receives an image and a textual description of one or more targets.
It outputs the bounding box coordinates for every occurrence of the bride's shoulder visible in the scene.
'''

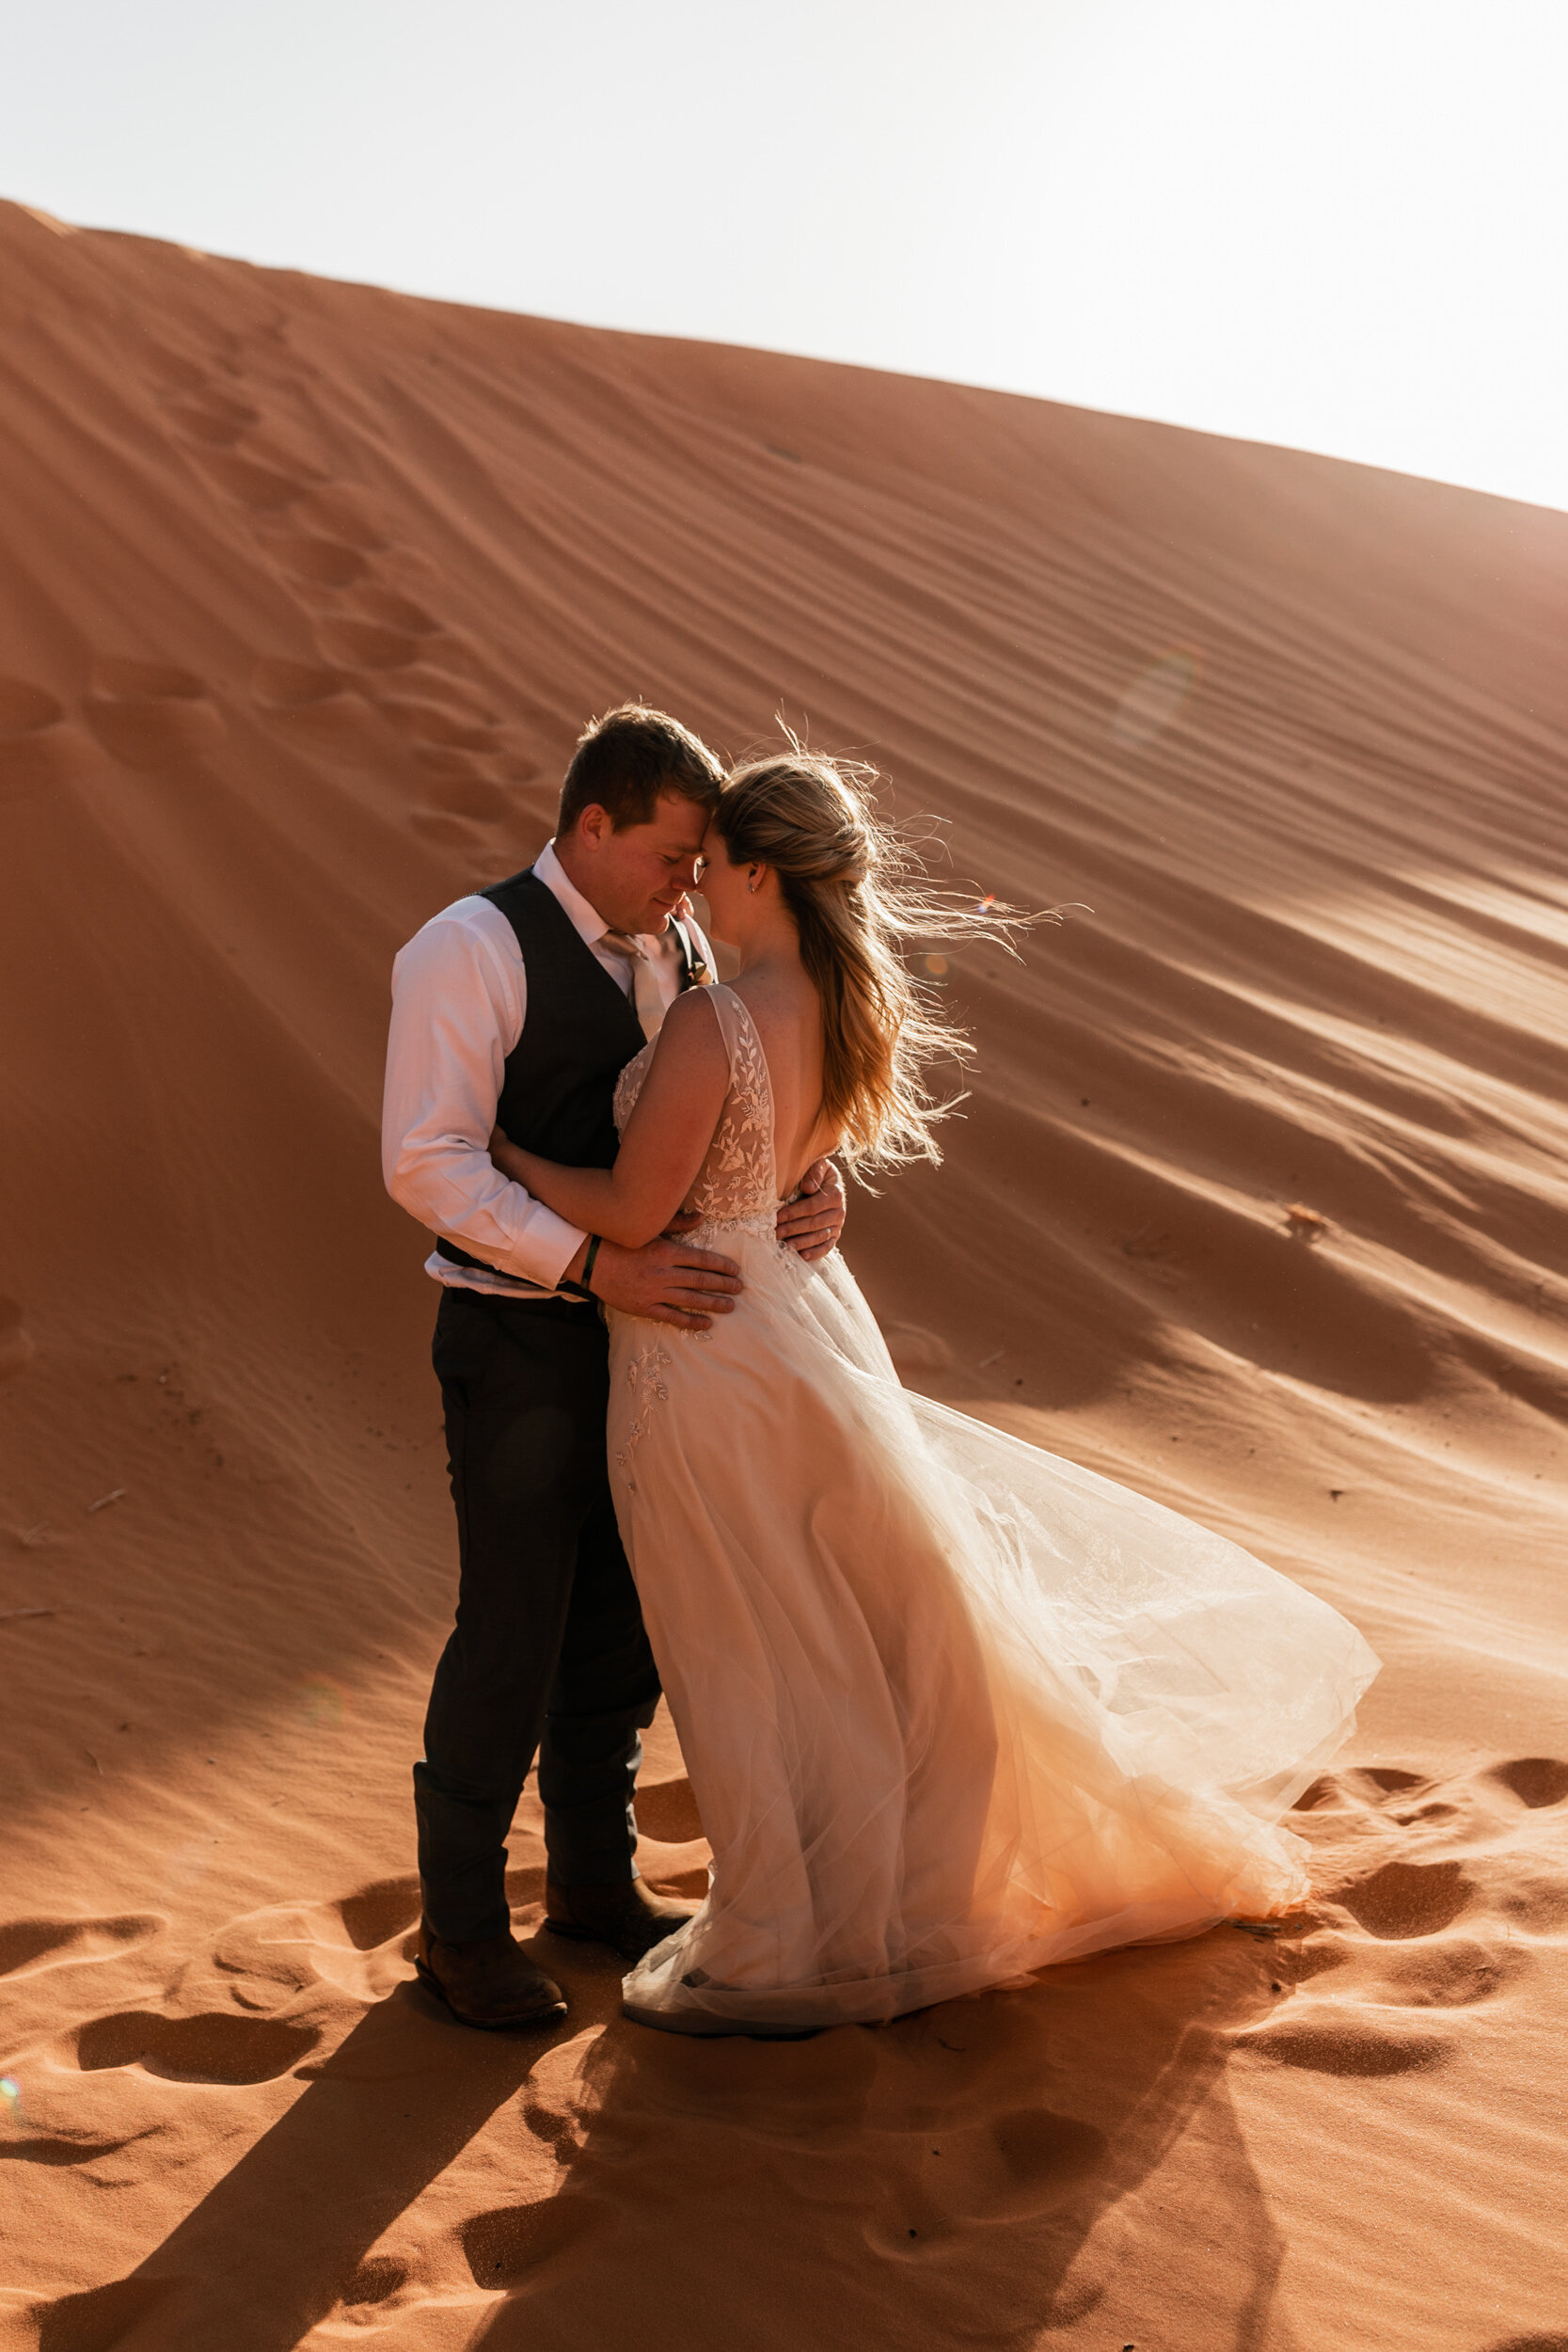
[664,977,728,1025]
[655,983,730,1059]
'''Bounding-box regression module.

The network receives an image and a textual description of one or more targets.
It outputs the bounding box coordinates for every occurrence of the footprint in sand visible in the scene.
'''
[0,2123,159,2169]
[459,2196,606,2291]
[1351,1763,1427,1797]
[73,2010,319,2084]
[493,752,544,785]
[377,696,500,752]
[1336,1857,1478,1940]
[334,1876,422,1953]
[196,450,309,513]
[935,2107,1106,2225]
[851,2105,1110,2268]
[351,585,442,637]
[208,1877,421,2007]
[1362,1936,1532,2008]
[84,660,226,770]
[162,389,261,448]
[142,344,209,397]
[1238,1755,1568,2080]
[388,639,493,694]
[417,764,515,825]
[0,1295,35,1382]
[270,534,368,589]
[332,2256,408,2312]
[151,361,370,559]
[0,679,92,801]
[0,1914,161,1979]
[293,485,389,551]
[1489,1756,1568,1810]
[372,685,526,827]
[250,660,404,771]
[314,616,421,672]
[1240,2011,1448,2077]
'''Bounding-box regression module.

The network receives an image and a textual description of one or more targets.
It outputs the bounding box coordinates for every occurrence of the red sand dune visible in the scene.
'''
[1,197,1565,2350]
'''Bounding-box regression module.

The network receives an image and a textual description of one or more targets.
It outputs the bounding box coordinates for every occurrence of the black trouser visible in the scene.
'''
[414,1285,660,1944]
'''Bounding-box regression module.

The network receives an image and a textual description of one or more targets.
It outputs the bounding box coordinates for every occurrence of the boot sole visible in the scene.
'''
[413,1956,567,2031]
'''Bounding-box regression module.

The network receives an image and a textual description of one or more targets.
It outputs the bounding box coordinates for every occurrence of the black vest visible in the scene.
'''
[436,867,704,1279]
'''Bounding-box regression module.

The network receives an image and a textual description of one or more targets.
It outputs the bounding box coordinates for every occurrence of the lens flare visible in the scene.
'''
[1112,648,1201,748]
[923,953,949,977]
[0,2076,20,2121]
[975,894,999,914]
[297,1675,350,1729]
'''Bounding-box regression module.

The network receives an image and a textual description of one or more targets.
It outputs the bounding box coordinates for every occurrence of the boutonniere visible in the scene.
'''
[675,901,714,986]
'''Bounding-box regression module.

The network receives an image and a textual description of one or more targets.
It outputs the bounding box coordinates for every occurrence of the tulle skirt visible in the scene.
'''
[606,1231,1377,2034]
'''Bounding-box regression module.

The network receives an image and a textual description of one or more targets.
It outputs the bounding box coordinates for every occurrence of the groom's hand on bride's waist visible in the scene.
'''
[586,1232,742,1330]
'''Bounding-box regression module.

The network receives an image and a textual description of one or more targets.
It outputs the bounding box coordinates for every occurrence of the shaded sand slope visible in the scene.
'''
[1,197,1565,2349]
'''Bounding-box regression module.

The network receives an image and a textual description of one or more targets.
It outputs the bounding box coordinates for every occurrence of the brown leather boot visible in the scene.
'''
[414,1924,567,2030]
[544,1878,697,1963]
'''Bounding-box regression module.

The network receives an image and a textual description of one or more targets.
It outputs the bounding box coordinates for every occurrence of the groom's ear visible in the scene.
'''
[572,803,612,851]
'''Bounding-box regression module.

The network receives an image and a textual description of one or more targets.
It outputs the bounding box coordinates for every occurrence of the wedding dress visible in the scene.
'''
[606,985,1378,2034]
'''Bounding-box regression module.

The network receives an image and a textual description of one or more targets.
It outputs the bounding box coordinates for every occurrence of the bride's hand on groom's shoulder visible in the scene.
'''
[588,1232,743,1330]
[776,1160,847,1263]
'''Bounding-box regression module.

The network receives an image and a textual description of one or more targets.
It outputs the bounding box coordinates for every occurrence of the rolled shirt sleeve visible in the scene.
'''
[381,901,586,1290]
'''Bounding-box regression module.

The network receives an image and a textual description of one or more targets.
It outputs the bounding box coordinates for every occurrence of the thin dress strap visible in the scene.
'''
[693,984,778,1216]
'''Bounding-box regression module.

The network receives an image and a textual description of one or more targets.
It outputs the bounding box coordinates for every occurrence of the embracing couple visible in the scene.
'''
[383,704,1376,2039]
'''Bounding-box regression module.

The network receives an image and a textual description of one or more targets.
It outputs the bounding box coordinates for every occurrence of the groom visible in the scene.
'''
[383,704,845,2028]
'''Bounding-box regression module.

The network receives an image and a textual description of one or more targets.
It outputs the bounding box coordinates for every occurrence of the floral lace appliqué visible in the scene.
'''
[689,994,775,1227]
[611,987,779,1486]
[614,1333,673,1492]
[611,1040,656,1141]
[613,987,777,1232]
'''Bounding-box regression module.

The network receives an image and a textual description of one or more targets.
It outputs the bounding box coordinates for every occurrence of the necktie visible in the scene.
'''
[601,930,666,1041]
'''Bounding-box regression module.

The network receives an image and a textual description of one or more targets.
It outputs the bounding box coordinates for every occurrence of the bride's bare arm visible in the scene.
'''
[488,990,732,1249]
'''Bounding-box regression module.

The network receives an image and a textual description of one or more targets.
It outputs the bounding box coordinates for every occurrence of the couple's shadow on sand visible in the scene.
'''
[43,1890,1299,2352]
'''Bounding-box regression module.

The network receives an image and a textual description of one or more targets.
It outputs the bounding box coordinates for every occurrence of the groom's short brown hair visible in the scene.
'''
[557,703,724,835]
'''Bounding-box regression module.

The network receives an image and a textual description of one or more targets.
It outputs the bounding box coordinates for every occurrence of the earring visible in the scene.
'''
[748,872,759,894]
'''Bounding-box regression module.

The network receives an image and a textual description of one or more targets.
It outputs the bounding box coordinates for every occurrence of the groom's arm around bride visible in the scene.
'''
[383,906,744,1328]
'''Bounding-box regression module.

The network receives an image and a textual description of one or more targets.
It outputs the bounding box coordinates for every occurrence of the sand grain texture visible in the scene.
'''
[1,199,1565,2350]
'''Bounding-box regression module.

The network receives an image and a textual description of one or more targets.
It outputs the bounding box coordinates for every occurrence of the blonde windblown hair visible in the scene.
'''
[709,742,1041,1176]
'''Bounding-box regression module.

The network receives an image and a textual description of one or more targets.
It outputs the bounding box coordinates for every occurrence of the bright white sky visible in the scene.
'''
[5,1,1566,512]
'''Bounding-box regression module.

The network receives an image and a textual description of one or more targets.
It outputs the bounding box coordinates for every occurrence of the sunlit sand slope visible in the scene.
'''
[1,197,1565,2351]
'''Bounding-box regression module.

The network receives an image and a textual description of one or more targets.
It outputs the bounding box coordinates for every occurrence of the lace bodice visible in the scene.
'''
[613,983,777,1232]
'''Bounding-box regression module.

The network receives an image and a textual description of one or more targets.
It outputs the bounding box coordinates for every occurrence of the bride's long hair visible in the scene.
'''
[708,740,1042,1176]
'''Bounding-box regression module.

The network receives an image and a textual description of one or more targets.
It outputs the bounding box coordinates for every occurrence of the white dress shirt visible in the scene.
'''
[382,840,711,1301]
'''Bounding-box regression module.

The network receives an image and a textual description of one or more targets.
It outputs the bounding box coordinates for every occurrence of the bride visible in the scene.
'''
[488,746,1378,2036]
